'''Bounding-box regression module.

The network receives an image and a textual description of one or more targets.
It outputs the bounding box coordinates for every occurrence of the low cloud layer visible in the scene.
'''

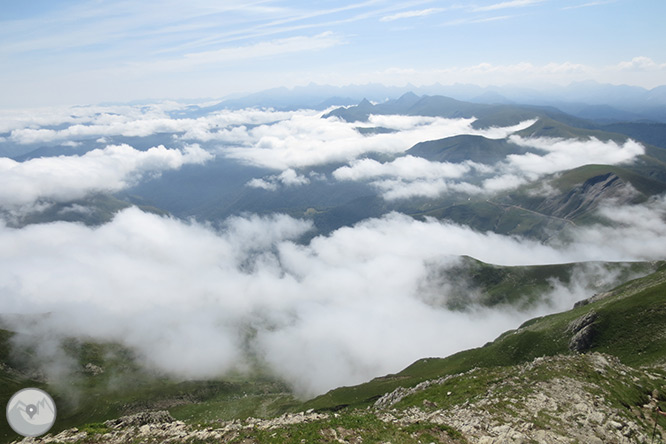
[3,197,666,396]
[333,156,483,181]
[247,169,312,191]
[333,135,646,199]
[0,102,662,399]
[3,104,294,145]
[0,143,211,210]
[3,103,593,202]
[506,136,645,175]
[223,115,478,170]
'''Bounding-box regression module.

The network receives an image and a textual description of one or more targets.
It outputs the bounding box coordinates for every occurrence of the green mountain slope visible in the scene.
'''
[303,261,666,413]
[406,135,529,164]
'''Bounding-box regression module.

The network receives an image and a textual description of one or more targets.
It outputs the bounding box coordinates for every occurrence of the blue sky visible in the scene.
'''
[1,0,665,107]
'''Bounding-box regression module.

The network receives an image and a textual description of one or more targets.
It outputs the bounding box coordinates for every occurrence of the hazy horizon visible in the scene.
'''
[2,0,665,108]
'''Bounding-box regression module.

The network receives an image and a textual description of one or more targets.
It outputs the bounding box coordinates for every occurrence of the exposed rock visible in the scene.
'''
[573,291,613,308]
[104,410,175,429]
[373,354,659,444]
[567,311,598,352]
[567,310,598,334]
[83,363,104,376]
[569,324,596,352]
[12,353,664,444]
[536,173,639,221]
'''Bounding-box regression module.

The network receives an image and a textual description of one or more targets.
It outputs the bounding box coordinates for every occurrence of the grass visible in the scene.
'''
[171,392,299,424]
[0,331,299,443]
[217,411,468,444]
[515,117,627,142]
[304,263,666,413]
[392,353,666,438]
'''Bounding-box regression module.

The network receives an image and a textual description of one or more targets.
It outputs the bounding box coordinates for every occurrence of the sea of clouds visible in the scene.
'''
[0,102,663,397]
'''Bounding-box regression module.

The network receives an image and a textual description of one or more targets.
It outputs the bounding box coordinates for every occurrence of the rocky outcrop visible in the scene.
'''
[374,354,663,444]
[104,411,175,429]
[537,172,639,221]
[83,363,104,376]
[15,410,331,444]
[567,311,598,352]
[573,291,613,308]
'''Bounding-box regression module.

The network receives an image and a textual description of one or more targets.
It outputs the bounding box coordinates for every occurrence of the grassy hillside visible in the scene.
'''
[406,134,528,164]
[304,261,666,412]
[1,259,657,442]
[0,332,298,443]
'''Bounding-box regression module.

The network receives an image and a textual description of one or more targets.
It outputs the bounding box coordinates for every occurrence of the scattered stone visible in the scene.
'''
[10,353,661,444]
[83,363,104,375]
[104,410,175,429]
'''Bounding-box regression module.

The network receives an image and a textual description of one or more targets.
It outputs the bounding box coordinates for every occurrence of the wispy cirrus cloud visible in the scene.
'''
[473,0,546,12]
[443,15,515,26]
[121,32,346,74]
[380,8,444,22]
[562,1,615,10]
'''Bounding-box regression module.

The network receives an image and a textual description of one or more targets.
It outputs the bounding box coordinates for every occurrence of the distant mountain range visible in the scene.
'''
[5,92,666,243]
[202,81,666,123]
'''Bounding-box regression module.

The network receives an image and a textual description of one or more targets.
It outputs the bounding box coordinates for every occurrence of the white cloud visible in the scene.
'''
[223,114,481,170]
[506,136,644,175]
[443,15,514,26]
[222,114,538,172]
[333,156,485,200]
[563,195,666,261]
[247,178,278,191]
[0,102,188,136]
[333,156,477,181]
[373,179,482,200]
[3,104,299,148]
[617,56,666,72]
[380,8,443,22]
[331,132,647,199]
[562,1,616,10]
[0,143,212,209]
[129,32,346,74]
[3,202,666,396]
[473,0,546,12]
[482,173,528,192]
[372,61,594,88]
[246,168,310,191]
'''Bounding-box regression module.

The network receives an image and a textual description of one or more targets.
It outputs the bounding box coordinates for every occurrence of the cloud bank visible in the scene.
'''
[0,144,212,210]
[333,135,645,199]
[2,198,666,396]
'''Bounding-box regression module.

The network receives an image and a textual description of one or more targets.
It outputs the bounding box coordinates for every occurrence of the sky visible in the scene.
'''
[2,0,666,107]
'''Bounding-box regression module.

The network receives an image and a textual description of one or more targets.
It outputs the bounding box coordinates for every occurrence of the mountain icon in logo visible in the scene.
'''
[6,388,57,437]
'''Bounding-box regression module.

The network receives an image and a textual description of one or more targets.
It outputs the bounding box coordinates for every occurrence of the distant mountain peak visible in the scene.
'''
[398,91,419,100]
